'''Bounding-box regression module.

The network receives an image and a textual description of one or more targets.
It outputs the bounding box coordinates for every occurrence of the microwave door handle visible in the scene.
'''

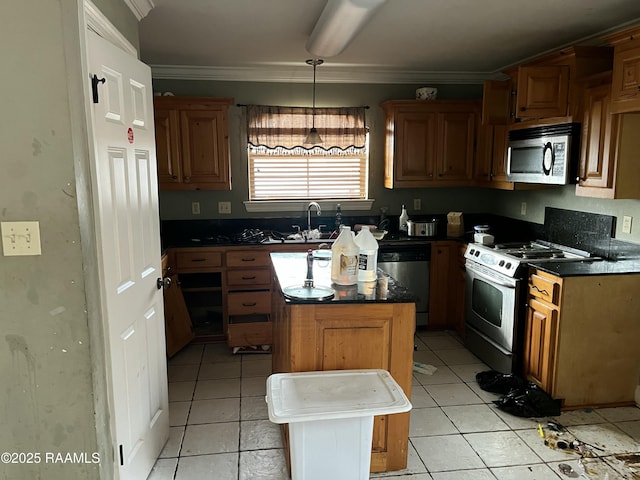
[467,266,516,289]
[542,142,554,175]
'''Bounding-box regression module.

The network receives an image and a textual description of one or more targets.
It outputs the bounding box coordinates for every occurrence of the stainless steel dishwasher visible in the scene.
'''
[378,243,430,326]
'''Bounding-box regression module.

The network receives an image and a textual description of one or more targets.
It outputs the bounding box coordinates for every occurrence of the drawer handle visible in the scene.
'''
[531,285,549,296]
[241,276,256,280]
[242,302,257,307]
[190,258,207,262]
[241,257,256,262]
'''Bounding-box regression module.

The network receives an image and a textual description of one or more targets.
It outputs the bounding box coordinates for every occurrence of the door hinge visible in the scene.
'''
[119,444,124,466]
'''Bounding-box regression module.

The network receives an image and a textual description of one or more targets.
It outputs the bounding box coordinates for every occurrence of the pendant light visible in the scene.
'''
[304,58,324,145]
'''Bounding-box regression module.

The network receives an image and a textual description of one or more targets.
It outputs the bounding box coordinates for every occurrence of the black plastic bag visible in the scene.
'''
[476,370,526,394]
[492,382,562,418]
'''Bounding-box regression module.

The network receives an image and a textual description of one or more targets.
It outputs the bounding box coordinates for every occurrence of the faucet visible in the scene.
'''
[307,201,321,233]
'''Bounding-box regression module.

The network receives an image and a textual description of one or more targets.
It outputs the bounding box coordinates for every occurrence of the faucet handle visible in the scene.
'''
[318,224,327,233]
[291,225,301,233]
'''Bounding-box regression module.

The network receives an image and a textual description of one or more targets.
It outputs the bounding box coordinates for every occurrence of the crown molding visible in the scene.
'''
[124,0,154,20]
[149,63,503,85]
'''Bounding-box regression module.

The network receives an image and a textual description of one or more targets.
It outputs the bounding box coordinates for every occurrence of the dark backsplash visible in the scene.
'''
[161,209,640,259]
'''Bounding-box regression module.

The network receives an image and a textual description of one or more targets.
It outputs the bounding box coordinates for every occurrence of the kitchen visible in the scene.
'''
[3,1,640,480]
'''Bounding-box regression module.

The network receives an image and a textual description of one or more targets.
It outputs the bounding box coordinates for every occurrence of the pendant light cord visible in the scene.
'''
[306,59,324,129]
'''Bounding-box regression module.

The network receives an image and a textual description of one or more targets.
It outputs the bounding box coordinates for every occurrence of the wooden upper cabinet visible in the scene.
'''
[516,65,570,119]
[437,110,476,181]
[576,71,640,199]
[154,107,181,186]
[611,38,640,113]
[482,47,613,124]
[482,79,513,125]
[153,97,233,191]
[393,110,438,184]
[576,74,617,190]
[381,100,479,188]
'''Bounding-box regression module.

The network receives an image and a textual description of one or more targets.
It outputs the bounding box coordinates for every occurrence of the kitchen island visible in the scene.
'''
[270,251,416,473]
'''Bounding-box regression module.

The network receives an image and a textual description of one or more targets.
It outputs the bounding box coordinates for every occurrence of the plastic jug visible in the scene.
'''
[354,226,379,282]
[331,225,359,285]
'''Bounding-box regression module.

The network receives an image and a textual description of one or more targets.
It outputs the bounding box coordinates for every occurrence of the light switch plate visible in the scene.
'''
[622,215,632,234]
[1,221,42,256]
[191,202,201,215]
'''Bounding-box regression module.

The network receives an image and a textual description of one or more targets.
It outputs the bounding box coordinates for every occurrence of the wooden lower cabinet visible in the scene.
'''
[272,295,415,473]
[522,269,640,408]
[429,241,466,334]
[522,297,558,391]
[163,273,195,357]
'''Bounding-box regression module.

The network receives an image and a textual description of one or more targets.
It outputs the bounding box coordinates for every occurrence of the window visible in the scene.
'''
[246,105,368,201]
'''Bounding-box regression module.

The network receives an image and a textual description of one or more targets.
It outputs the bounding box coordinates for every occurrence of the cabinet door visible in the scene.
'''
[437,111,475,181]
[180,109,231,189]
[516,66,569,118]
[393,110,437,185]
[611,40,640,113]
[578,82,618,190]
[429,242,453,329]
[154,107,182,187]
[482,79,513,125]
[163,274,195,357]
[523,298,558,392]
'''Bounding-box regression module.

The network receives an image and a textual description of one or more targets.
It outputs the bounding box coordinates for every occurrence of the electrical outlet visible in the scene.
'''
[520,202,527,216]
[218,201,232,215]
[191,202,201,215]
[622,215,633,234]
[1,221,42,256]
[413,198,421,210]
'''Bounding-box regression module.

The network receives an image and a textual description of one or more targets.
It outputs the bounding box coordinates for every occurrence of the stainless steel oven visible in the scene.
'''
[464,260,521,373]
[464,240,597,374]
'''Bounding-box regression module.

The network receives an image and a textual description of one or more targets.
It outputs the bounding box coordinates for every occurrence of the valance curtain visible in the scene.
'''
[246,105,367,154]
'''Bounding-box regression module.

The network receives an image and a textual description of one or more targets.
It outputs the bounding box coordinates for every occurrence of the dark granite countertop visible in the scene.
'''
[270,252,416,304]
[530,258,640,277]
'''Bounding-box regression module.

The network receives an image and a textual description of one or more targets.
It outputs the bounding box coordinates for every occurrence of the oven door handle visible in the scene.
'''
[467,267,516,289]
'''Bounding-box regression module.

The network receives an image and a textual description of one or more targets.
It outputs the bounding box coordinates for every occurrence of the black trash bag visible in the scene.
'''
[492,382,562,418]
[476,370,526,394]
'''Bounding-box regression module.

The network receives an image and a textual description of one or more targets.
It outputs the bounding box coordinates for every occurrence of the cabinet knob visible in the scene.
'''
[520,106,527,112]
[576,176,586,182]
[184,176,190,182]
[172,175,178,180]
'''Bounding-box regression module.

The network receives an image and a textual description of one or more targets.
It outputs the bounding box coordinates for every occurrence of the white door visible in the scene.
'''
[86,30,169,480]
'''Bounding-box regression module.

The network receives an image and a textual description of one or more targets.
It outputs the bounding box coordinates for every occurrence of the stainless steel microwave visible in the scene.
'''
[506,123,580,184]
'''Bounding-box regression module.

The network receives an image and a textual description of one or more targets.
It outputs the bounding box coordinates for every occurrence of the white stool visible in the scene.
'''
[266,369,412,480]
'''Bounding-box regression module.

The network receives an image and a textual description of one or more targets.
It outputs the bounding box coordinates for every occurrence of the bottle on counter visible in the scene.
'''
[331,225,359,285]
[354,225,379,282]
[399,204,410,233]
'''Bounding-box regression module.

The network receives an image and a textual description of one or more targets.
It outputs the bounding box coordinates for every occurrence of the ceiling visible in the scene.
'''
[138,0,640,84]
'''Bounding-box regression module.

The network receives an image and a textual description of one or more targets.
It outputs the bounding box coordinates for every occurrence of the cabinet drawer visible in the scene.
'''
[227,269,271,287]
[529,273,560,305]
[226,250,271,268]
[227,321,272,347]
[175,250,222,270]
[227,291,271,315]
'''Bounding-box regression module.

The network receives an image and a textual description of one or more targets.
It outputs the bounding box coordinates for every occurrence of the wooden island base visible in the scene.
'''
[271,294,415,473]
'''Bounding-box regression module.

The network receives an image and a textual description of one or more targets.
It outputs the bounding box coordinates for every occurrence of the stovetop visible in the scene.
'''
[465,240,599,277]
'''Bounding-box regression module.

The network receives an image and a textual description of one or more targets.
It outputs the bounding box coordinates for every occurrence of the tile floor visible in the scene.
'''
[148,330,640,479]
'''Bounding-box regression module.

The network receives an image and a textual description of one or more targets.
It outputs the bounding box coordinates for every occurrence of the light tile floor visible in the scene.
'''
[149,330,640,479]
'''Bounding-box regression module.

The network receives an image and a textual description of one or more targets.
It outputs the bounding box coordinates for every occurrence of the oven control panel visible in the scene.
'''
[464,245,520,277]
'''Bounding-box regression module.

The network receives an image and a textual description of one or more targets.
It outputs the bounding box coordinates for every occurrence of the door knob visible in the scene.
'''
[157,276,172,290]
